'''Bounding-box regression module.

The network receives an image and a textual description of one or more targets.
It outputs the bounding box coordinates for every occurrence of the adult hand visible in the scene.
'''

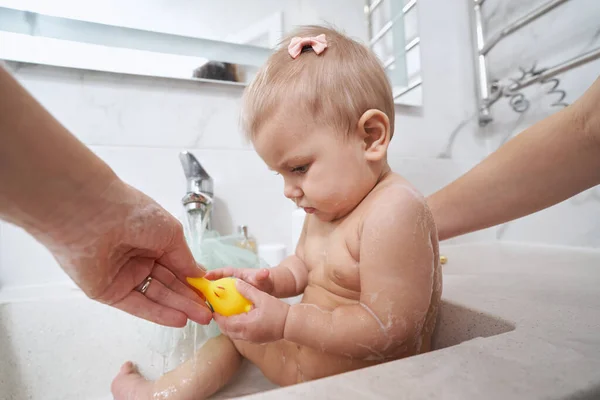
[0,66,211,327]
[45,181,212,328]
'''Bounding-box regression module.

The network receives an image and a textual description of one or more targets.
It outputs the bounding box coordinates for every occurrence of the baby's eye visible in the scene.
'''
[291,164,309,174]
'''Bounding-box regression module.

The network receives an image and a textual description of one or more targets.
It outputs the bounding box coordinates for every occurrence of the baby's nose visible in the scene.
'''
[283,182,303,200]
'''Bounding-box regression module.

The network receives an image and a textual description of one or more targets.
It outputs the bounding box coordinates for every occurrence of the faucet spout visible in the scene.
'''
[179,151,213,230]
[179,151,213,197]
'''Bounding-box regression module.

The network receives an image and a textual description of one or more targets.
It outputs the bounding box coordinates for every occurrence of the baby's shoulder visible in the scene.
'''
[365,173,428,216]
[354,173,435,240]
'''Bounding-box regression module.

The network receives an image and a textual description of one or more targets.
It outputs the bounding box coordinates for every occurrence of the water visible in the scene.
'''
[151,205,263,375]
[193,322,199,374]
[183,208,211,375]
[144,207,214,376]
[184,209,209,262]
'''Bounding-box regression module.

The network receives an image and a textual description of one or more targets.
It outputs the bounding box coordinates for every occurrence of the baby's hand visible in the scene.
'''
[213,279,289,343]
[205,267,274,294]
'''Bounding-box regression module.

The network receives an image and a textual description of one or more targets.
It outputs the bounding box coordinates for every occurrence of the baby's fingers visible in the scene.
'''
[204,268,267,290]
[254,268,270,281]
[204,267,236,280]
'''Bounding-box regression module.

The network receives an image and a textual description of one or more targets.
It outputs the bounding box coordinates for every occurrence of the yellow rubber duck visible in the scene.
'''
[187,277,253,316]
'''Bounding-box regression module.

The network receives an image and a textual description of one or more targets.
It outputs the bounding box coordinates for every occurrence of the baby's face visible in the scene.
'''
[253,112,378,222]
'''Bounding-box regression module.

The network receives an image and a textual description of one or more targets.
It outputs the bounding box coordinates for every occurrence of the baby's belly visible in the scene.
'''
[301,283,360,310]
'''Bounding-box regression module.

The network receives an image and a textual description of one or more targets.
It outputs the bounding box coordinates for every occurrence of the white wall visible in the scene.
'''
[0,0,485,289]
[1,0,598,289]
[480,0,600,247]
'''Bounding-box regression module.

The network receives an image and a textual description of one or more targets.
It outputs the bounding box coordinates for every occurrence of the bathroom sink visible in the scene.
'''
[432,300,515,350]
[0,275,516,400]
[1,243,599,400]
[215,299,517,399]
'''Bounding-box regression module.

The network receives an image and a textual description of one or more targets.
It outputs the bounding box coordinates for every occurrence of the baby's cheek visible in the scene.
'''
[325,170,348,196]
[304,173,328,201]
[317,184,345,209]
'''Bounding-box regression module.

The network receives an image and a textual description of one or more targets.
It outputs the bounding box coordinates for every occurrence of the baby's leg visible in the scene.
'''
[234,339,378,386]
[234,339,302,386]
[112,335,242,400]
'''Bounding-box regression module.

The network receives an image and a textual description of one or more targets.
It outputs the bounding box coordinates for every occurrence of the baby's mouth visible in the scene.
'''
[294,198,316,214]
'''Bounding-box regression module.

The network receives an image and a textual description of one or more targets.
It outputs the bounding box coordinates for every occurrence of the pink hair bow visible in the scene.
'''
[288,34,328,59]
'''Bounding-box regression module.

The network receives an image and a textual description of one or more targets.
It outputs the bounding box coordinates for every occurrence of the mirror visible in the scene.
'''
[0,0,422,105]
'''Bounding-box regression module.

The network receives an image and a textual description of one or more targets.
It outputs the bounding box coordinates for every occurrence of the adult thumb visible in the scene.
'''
[158,226,206,282]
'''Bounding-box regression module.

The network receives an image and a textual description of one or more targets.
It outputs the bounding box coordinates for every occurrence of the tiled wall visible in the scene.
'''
[2,0,597,288]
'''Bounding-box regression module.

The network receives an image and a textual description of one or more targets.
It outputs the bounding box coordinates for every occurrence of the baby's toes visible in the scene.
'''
[111,361,152,400]
[119,361,136,374]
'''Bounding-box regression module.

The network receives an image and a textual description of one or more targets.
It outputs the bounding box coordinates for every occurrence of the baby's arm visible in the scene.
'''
[283,191,436,359]
[205,254,308,298]
[206,220,309,298]
[264,210,310,298]
[268,254,308,298]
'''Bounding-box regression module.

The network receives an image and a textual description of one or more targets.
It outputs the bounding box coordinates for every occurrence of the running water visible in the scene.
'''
[147,203,259,377]
[184,208,210,262]
[144,207,212,376]
[182,207,212,375]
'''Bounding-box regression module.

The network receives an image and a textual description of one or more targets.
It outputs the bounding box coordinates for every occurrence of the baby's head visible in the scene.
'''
[242,25,395,221]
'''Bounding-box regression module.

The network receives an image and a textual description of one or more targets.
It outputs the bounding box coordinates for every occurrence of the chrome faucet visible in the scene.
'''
[179,151,213,230]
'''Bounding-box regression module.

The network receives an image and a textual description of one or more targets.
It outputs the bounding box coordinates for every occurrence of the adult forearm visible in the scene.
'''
[0,66,118,239]
[428,78,600,240]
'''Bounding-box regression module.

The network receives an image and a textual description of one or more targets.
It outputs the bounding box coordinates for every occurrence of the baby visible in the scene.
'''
[112,25,442,399]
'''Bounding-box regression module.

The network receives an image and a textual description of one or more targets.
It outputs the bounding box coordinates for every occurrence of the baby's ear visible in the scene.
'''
[357,109,391,161]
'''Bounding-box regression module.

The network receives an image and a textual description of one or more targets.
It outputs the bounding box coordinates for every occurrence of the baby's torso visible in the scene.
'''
[300,216,362,308]
[293,178,441,379]
[246,175,442,385]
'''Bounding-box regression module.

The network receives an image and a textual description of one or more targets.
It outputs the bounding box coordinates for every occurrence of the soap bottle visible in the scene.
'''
[236,225,257,254]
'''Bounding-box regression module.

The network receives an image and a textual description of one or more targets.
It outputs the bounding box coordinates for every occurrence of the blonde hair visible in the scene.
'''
[241,25,395,139]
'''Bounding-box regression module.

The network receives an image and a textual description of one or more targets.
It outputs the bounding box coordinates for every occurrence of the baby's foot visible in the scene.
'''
[111,361,153,400]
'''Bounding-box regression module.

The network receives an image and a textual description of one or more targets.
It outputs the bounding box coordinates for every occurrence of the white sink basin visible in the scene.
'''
[1,242,599,400]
